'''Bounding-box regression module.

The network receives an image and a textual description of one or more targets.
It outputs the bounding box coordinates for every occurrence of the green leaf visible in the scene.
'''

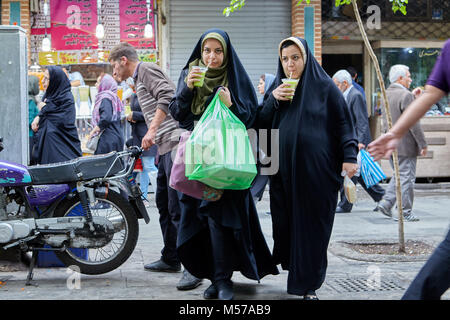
[400,6,407,15]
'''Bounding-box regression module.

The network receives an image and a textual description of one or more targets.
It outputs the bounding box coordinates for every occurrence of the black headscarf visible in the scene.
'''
[40,66,77,127]
[174,28,258,128]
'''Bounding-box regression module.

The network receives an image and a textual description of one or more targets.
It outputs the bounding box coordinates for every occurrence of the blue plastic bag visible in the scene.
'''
[359,149,386,188]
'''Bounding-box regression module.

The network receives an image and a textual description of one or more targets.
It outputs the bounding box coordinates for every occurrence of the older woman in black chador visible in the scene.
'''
[31,66,82,164]
[257,37,358,300]
[169,29,279,300]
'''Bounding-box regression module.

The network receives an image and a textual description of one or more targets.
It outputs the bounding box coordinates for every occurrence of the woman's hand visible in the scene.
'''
[342,162,358,179]
[31,116,40,132]
[37,101,46,110]
[218,87,232,108]
[186,68,203,90]
[89,125,100,139]
[271,83,295,101]
[126,111,134,123]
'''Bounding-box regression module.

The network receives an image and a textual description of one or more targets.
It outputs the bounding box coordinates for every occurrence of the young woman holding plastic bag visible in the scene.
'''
[168,29,279,300]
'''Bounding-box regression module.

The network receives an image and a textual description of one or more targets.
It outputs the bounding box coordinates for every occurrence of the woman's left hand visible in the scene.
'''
[218,87,232,108]
[37,101,46,110]
[31,116,40,132]
[342,162,358,178]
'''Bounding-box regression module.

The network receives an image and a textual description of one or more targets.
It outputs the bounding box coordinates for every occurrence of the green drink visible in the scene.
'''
[192,66,208,87]
[281,78,299,100]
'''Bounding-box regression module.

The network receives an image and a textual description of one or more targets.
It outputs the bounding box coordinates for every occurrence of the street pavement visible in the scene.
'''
[0,183,449,301]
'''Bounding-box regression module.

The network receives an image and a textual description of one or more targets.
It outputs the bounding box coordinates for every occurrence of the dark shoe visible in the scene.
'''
[215,279,234,300]
[335,206,350,213]
[144,259,181,273]
[303,290,318,300]
[203,283,218,299]
[177,270,203,290]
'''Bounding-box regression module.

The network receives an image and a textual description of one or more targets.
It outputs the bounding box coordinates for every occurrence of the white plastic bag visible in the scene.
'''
[343,175,356,204]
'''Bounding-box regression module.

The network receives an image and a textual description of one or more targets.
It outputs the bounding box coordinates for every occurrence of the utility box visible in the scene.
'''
[0,26,29,166]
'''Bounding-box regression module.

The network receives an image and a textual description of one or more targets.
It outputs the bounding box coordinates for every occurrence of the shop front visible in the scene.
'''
[371,41,449,179]
[321,0,449,179]
[30,0,159,152]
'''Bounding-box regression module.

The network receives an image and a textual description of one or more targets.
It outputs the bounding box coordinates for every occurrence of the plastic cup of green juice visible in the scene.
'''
[281,78,299,100]
[192,66,208,87]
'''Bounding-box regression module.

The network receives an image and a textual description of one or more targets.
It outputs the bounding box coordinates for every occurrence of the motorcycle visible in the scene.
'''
[0,137,149,285]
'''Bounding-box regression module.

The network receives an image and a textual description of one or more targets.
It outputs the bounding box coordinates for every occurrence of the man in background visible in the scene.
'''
[333,70,385,213]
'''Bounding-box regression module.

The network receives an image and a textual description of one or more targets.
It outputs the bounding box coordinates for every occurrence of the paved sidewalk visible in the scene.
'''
[0,183,449,300]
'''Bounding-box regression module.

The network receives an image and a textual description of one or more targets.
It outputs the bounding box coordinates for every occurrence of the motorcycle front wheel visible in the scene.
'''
[53,189,139,275]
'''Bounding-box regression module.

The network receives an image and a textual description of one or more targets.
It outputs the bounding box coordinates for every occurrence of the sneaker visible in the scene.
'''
[176,270,203,290]
[393,213,419,222]
[144,259,181,273]
[376,203,392,218]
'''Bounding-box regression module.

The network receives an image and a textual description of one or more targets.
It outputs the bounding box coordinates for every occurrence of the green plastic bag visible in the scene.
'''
[185,90,257,190]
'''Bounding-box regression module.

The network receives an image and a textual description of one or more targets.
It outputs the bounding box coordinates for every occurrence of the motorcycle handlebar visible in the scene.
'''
[128,145,143,159]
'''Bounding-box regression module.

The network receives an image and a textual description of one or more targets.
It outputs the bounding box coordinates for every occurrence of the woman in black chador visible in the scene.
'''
[169,29,279,300]
[31,66,82,164]
[257,37,358,300]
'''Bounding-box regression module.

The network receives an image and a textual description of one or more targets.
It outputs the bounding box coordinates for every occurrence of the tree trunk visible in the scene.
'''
[351,0,405,252]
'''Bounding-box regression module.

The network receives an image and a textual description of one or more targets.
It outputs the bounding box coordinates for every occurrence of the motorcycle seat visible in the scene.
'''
[28,152,126,185]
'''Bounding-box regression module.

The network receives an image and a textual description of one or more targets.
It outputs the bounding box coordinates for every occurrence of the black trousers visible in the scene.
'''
[155,152,181,265]
[207,217,236,282]
[338,175,385,212]
[250,173,269,201]
[402,227,450,300]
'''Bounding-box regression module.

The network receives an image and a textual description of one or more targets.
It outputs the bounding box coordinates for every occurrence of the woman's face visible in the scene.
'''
[42,69,50,90]
[257,78,265,95]
[281,45,304,80]
[202,38,224,69]
[95,76,102,90]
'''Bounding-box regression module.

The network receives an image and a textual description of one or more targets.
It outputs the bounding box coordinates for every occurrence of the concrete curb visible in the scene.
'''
[329,239,437,263]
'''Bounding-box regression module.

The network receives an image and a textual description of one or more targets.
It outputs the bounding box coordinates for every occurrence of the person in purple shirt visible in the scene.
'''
[368,39,449,300]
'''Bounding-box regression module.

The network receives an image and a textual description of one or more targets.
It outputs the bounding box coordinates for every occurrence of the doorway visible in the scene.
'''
[322,54,364,86]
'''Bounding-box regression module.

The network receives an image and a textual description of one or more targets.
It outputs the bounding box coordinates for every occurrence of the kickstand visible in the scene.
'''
[25,251,38,287]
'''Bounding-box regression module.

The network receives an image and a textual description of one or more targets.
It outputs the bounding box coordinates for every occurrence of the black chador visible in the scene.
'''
[32,66,82,165]
[257,37,358,295]
[168,29,279,286]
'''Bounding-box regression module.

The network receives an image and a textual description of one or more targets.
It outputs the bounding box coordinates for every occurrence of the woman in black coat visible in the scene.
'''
[168,29,279,300]
[257,37,358,300]
[31,66,82,164]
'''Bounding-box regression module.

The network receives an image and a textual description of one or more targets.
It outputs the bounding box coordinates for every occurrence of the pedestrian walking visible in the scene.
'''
[30,66,82,165]
[168,29,279,300]
[368,38,450,300]
[375,64,428,222]
[332,69,385,213]
[28,75,40,165]
[108,42,201,291]
[126,89,158,204]
[257,37,358,300]
[251,73,276,203]
[88,73,124,155]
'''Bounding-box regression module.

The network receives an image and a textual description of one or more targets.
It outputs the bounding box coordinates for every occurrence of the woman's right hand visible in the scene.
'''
[271,83,295,101]
[186,68,203,90]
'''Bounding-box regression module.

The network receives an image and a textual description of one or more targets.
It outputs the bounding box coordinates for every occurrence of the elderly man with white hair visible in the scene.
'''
[332,70,386,213]
[376,64,428,222]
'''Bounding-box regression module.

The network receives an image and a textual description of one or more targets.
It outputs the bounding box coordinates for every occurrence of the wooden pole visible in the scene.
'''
[351,0,405,252]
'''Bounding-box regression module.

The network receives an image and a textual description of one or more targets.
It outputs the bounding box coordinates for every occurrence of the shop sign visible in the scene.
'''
[120,0,156,49]
[50,0,99,50]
